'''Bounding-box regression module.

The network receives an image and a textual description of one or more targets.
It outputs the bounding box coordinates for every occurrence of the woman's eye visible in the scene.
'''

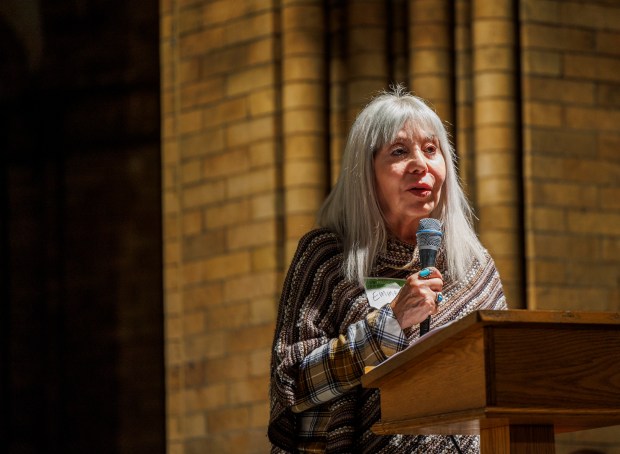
[390,147,407,156]
[424,144,437,154]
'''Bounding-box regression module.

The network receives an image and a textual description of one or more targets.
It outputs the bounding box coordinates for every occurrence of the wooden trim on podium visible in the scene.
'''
[361,310,620,454]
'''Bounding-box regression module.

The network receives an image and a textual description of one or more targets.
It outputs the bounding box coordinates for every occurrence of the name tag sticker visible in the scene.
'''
[363,277,406,309]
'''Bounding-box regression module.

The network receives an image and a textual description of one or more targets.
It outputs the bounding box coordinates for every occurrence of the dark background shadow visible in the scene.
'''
[1,1,164,452]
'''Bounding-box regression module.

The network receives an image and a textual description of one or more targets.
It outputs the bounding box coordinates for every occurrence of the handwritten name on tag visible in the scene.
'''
[363,277,405,309]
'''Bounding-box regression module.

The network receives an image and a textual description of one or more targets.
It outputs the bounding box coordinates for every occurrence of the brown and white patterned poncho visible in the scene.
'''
[269,228,506,453]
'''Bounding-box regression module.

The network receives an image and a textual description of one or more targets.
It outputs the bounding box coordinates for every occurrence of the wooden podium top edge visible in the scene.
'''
[473,309,620,325]
[362,309,620,388]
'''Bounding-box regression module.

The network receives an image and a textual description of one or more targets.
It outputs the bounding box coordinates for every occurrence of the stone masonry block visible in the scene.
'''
[227,167,276,198]
[251,192,280,221]
[223,270,278,303]
[183,229,227,261]
[249,140,278,167]
[474,125,517,151]
[183,331,226,361]
[409,24,451,49]
[228,376,270,405]
[523,77,595,104]
[181,210,202,235]
[527,155,618,185]
[226,116,276,147]
[204,199,252,229]
[522,101,563,128]
[473,47,516,72]
[283,82,325,109]
[180,129,225,158]
[526,127,595,157]
[284,187,325,213]
[528,207,567,232]
[249,88,277,116]
[283,109,326,135]
[567,211,620,236]
[473,0,513,19]
[283,30,325,56]
[225,12,275,46]
[203,149,251,179]
[566,106,620,131]
[521,50,562,77]
[179,28,225,58]
[227,323,274,354]
[206,407,251,434]
[203,0,266,25]
[183,282,225,311]
[343,54,395,81]
[181,159,201,184]
[226,65,275,97]
[473,72,516,98]
[476,151,519,177]
[178,110,203,135]
[181,77,225,110]
[475,99,518,127]
[597,31,620,56]
[282,55,325,81]
[528,181,598,209]
[473,19,516,47]
[181,180,226,208]
[348,28,385,53]
[349,0,387,26]
[284,159,326,186]
[227,220,277,250]
[251,246,278,272]
[521,24,595,52]
[250,297,276,325]
[205,302,249,331]
[183,383,227,412]
[202,251,252,281]
[478,205,519,231]
[409,0,451,22]
[411,49,452,74]
[282,4,324,29]
[564,54,620,83]
[476,176,519,205]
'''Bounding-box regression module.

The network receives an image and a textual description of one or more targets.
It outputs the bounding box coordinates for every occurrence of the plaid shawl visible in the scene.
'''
[269,228,506,453]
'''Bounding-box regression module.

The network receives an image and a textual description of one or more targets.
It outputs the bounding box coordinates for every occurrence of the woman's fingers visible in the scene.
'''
[390,267,444,328]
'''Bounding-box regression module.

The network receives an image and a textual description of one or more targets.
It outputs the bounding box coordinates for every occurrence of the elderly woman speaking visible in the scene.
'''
[269,86,506,453]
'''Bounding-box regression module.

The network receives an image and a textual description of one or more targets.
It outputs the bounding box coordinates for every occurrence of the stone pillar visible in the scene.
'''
[281,0,328,260]
[408,0,454,127]
[471,0,523,307]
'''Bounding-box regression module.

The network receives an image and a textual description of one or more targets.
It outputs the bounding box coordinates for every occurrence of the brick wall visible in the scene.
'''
[161,1,620,452]
[161,1,281,452]
[520,0,620,452]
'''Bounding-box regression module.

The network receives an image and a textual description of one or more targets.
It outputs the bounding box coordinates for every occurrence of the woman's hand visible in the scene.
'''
[390,267,443,329]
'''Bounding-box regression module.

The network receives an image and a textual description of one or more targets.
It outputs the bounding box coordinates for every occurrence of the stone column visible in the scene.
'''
[281,0,329,260]
[472,0,523,307]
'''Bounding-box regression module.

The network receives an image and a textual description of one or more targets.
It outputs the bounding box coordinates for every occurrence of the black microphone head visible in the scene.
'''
[416,218,443,252]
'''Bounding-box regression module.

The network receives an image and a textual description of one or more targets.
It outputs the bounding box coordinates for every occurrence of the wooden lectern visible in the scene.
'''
[361,310,620,453]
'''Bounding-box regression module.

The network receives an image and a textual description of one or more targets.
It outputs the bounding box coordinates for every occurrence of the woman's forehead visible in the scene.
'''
[392,121,436,141]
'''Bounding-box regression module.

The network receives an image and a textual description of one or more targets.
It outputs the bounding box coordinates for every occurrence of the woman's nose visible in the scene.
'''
[406,147,428,173]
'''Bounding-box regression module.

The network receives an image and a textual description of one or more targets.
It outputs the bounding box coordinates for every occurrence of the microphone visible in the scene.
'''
[416,218,443,336]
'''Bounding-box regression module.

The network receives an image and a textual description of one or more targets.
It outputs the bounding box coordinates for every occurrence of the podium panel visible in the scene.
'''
[361,310,620,453]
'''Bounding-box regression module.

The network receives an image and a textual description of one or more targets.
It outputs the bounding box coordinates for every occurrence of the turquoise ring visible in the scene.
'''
[436,292,443,304]
[419,268,432,278]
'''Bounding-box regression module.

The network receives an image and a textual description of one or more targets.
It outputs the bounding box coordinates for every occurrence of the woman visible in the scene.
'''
[269,86,506,453]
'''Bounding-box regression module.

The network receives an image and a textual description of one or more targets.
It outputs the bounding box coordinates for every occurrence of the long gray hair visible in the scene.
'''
[317,86,486,285]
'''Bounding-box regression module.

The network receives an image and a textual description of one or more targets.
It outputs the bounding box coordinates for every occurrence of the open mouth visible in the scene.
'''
[408,184,432,197]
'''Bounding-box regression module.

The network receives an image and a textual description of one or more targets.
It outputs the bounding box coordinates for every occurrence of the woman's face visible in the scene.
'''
[373,122,446,243]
